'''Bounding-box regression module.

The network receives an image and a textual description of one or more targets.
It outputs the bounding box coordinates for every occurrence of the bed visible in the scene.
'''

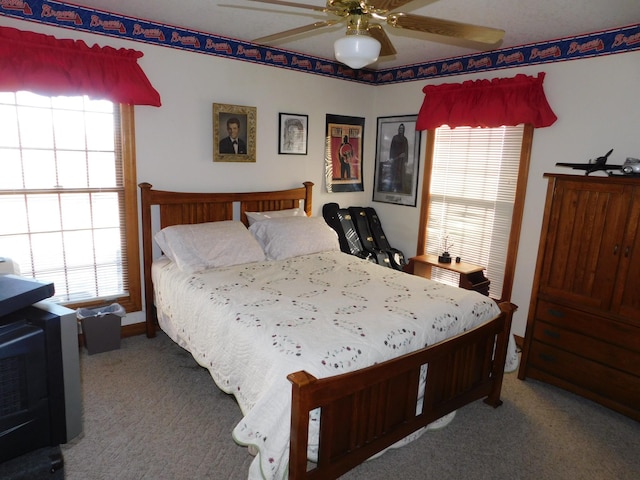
[139,181,518,480]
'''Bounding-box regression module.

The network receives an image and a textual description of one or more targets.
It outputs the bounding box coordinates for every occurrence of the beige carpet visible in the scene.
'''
[61,332,640,480]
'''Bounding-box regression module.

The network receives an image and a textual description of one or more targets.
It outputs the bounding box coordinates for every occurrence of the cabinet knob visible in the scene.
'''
[544,329,560,339]
[624,246,630,258]
[613,244,619,255]
[539,353,556,363]
[548,308,564,318]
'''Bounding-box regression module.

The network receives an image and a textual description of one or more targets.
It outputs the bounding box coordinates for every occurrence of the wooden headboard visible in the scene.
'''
[138,181,314,337]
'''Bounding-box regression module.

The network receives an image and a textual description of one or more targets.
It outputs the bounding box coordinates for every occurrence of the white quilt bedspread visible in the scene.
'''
[152,251,518,480]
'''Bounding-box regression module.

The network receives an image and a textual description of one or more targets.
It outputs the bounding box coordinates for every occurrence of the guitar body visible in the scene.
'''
[323,203,406,270]
[348,207,392,268]
[364,207,407,270]
[322,203,372,261]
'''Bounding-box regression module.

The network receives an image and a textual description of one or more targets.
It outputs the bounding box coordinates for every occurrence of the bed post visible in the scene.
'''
[484,301,517,407]
[303,181,313,216]
[139,182,157,338]
[287,370,316,479]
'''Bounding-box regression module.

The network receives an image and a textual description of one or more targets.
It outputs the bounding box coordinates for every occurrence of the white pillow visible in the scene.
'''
[154,221,265,273]
[249,216,339,260]
[245,207,307,225]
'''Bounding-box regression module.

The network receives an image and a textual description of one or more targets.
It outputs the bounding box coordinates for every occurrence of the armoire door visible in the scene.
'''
[538,178,631,310]
[610,186,640,324]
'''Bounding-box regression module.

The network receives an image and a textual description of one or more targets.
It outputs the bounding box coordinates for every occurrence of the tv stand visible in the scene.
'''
[0,445,64,480]
[0,276,82,464]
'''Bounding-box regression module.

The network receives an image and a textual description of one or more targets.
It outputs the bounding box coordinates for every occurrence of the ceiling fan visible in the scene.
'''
[246,0,505,69]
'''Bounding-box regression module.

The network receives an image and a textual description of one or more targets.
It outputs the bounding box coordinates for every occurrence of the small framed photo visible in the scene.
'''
[325,114,365,193]
[279,113,308,155]
[373,115,421,206]
[213,103,256,162]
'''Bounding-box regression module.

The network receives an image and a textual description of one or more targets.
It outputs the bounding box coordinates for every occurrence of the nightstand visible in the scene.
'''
[409,254,490,295]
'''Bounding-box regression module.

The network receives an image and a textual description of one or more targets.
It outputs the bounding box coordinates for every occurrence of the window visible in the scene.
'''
[0,91,141,312]
[418,124,532,301]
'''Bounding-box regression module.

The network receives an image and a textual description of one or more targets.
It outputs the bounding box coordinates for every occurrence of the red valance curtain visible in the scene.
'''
[416,72,556,130]
[0,26,161,106]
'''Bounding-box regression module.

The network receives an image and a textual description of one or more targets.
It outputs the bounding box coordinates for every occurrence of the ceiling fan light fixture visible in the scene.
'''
[334,32,381,69]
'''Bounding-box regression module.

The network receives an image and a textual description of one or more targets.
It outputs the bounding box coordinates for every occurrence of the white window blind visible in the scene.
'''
[0,91,127,305]
[426,124,524,299]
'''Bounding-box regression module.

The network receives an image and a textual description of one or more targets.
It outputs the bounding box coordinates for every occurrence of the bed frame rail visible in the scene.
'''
[288,302,516,479]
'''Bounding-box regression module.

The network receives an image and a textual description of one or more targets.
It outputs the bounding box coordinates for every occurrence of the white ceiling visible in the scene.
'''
[65,0,640,69]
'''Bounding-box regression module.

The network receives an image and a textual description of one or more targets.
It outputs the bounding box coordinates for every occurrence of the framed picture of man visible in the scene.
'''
[373,115,421,206]
[213,103,256,162]
[279,113,308,155]
[325,114,364,193]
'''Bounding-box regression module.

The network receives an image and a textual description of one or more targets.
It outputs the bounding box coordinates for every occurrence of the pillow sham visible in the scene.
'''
[245,207,306,225]
[249,216,339,260]
[154,220,265,273]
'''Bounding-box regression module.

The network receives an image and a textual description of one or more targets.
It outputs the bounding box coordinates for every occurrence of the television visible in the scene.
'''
[0,275,82,464]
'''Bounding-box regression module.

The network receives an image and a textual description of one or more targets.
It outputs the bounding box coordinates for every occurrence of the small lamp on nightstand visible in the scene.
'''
[438,235,453,263]
[438,252,452,263]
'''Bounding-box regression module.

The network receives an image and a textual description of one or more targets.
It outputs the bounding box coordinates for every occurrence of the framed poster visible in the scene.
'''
[373,115,421,206]
[325,114,365,192]
[213,103,256,162]
[279,113,308,155]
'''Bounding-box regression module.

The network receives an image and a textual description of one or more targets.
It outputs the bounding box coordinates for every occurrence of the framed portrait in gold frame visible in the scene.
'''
[213,103,256,162]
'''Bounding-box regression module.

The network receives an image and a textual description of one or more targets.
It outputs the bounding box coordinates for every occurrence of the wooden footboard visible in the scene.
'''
[288,302,516,480]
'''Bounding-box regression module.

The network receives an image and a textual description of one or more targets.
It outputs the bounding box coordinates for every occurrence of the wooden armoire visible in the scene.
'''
[518,173,640,421]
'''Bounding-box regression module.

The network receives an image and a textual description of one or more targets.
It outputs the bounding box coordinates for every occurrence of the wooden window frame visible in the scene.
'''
[417,124,533,302]
[0,95,141,314]
[68,104,142,313]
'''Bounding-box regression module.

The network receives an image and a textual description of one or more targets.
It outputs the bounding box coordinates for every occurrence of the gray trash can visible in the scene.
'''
[77,303,125,355]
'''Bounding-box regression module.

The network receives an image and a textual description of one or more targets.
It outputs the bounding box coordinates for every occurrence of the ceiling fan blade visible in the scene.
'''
[368,24,397,56]
[245,0,327,13]
[253,20,341,44]
[367,0,418,12]
[387,13,504,44]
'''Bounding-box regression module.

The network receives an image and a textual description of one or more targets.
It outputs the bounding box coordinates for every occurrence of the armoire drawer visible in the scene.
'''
[531,319,640,377]
[535,299,640,354]
[528,340,640,412]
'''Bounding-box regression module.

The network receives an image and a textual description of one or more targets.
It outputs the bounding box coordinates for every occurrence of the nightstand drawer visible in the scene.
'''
[536,300,639,353]
[528,341,640,411]
[532,319,640,376]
